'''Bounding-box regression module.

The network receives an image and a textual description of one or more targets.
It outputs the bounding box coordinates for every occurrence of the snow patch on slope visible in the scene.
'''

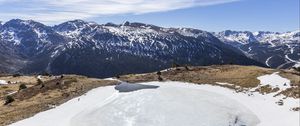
[0,80,8,85]
[257,72,291,90]
[285,54,299,63]
[294,62,300,67]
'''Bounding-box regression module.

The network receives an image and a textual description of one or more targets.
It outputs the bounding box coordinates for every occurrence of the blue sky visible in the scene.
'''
[0,0,299,32]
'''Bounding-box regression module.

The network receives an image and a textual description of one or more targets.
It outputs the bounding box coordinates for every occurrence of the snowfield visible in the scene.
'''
[9,75,299,126]
[257,72,291,90]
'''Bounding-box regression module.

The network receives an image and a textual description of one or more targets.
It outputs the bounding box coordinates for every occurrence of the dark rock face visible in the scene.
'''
[0,19,264,77]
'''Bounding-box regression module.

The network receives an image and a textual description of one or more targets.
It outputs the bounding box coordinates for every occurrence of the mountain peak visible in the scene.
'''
[4,19,45,27]
[104,22,118,27]
[121,21,131,26]
[66,19,88,25]
[53,19,91,32]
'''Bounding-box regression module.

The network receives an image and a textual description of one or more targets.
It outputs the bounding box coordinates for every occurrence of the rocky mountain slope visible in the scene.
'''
[214,30,300,69]
[0,19,263,77]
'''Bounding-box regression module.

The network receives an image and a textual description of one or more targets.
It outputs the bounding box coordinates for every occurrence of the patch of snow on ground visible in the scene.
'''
[285,54,299,63]
[294,62,300,67]
[248,46,252,52]
[7,91,18,95]
[50,50,60,58]
[216,82,236,87]
[257,72,291,90]
[10,81,299,126]
[103,78,119,81]
[10,86,117,126]
[37,75,42,80]
[0,80,8,85]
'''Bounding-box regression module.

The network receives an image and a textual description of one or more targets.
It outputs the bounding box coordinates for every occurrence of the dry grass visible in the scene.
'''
[120,65,299,98]
[0,75,54,85]
[279,70,300,87]
[0,75,119,126]
[120,65,274,87]
[255,85,280,94]
[0,75,55,99]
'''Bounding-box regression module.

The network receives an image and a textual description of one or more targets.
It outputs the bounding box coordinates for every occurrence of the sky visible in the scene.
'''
[0,0,299,32]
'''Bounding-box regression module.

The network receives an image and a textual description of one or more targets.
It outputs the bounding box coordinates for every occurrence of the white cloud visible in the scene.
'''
[0,0,240,24]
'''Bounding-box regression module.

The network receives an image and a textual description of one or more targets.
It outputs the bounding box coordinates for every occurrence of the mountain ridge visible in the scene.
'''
[1,19,297,77]
[214,30,299,68]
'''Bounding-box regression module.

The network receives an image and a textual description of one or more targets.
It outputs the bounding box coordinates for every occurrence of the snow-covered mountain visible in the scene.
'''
[0,19,263,77]
[215,30,300,68]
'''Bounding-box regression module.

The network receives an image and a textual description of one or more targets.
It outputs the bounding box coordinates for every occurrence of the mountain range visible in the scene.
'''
[0,19,298,77]
[215,30,299,69]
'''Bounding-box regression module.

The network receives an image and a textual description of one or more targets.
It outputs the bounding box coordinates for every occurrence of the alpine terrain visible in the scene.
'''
[0,19,264,77]
[215,30,300,69]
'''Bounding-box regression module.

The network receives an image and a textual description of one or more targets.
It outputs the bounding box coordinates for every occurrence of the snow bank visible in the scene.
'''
[103,78,119,81]
[0,80,8,85]
[10,86,117,126]
[170,82,299,126]
[257,72,291,90]
[10,81,299,126]
[294,62,300,68]
[216,82,235,86]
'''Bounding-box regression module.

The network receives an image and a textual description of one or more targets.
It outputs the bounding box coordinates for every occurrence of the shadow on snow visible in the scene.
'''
[115,82,159,93]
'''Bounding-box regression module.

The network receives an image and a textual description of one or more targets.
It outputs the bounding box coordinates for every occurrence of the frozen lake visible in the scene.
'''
[11,82,261,126]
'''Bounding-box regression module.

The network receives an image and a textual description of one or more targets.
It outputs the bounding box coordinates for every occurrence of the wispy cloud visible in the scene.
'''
[0,0,239,24]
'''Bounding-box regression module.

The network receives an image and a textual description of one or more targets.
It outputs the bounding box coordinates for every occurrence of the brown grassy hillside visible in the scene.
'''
[0,75,119,126]
[119,65,300,98]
